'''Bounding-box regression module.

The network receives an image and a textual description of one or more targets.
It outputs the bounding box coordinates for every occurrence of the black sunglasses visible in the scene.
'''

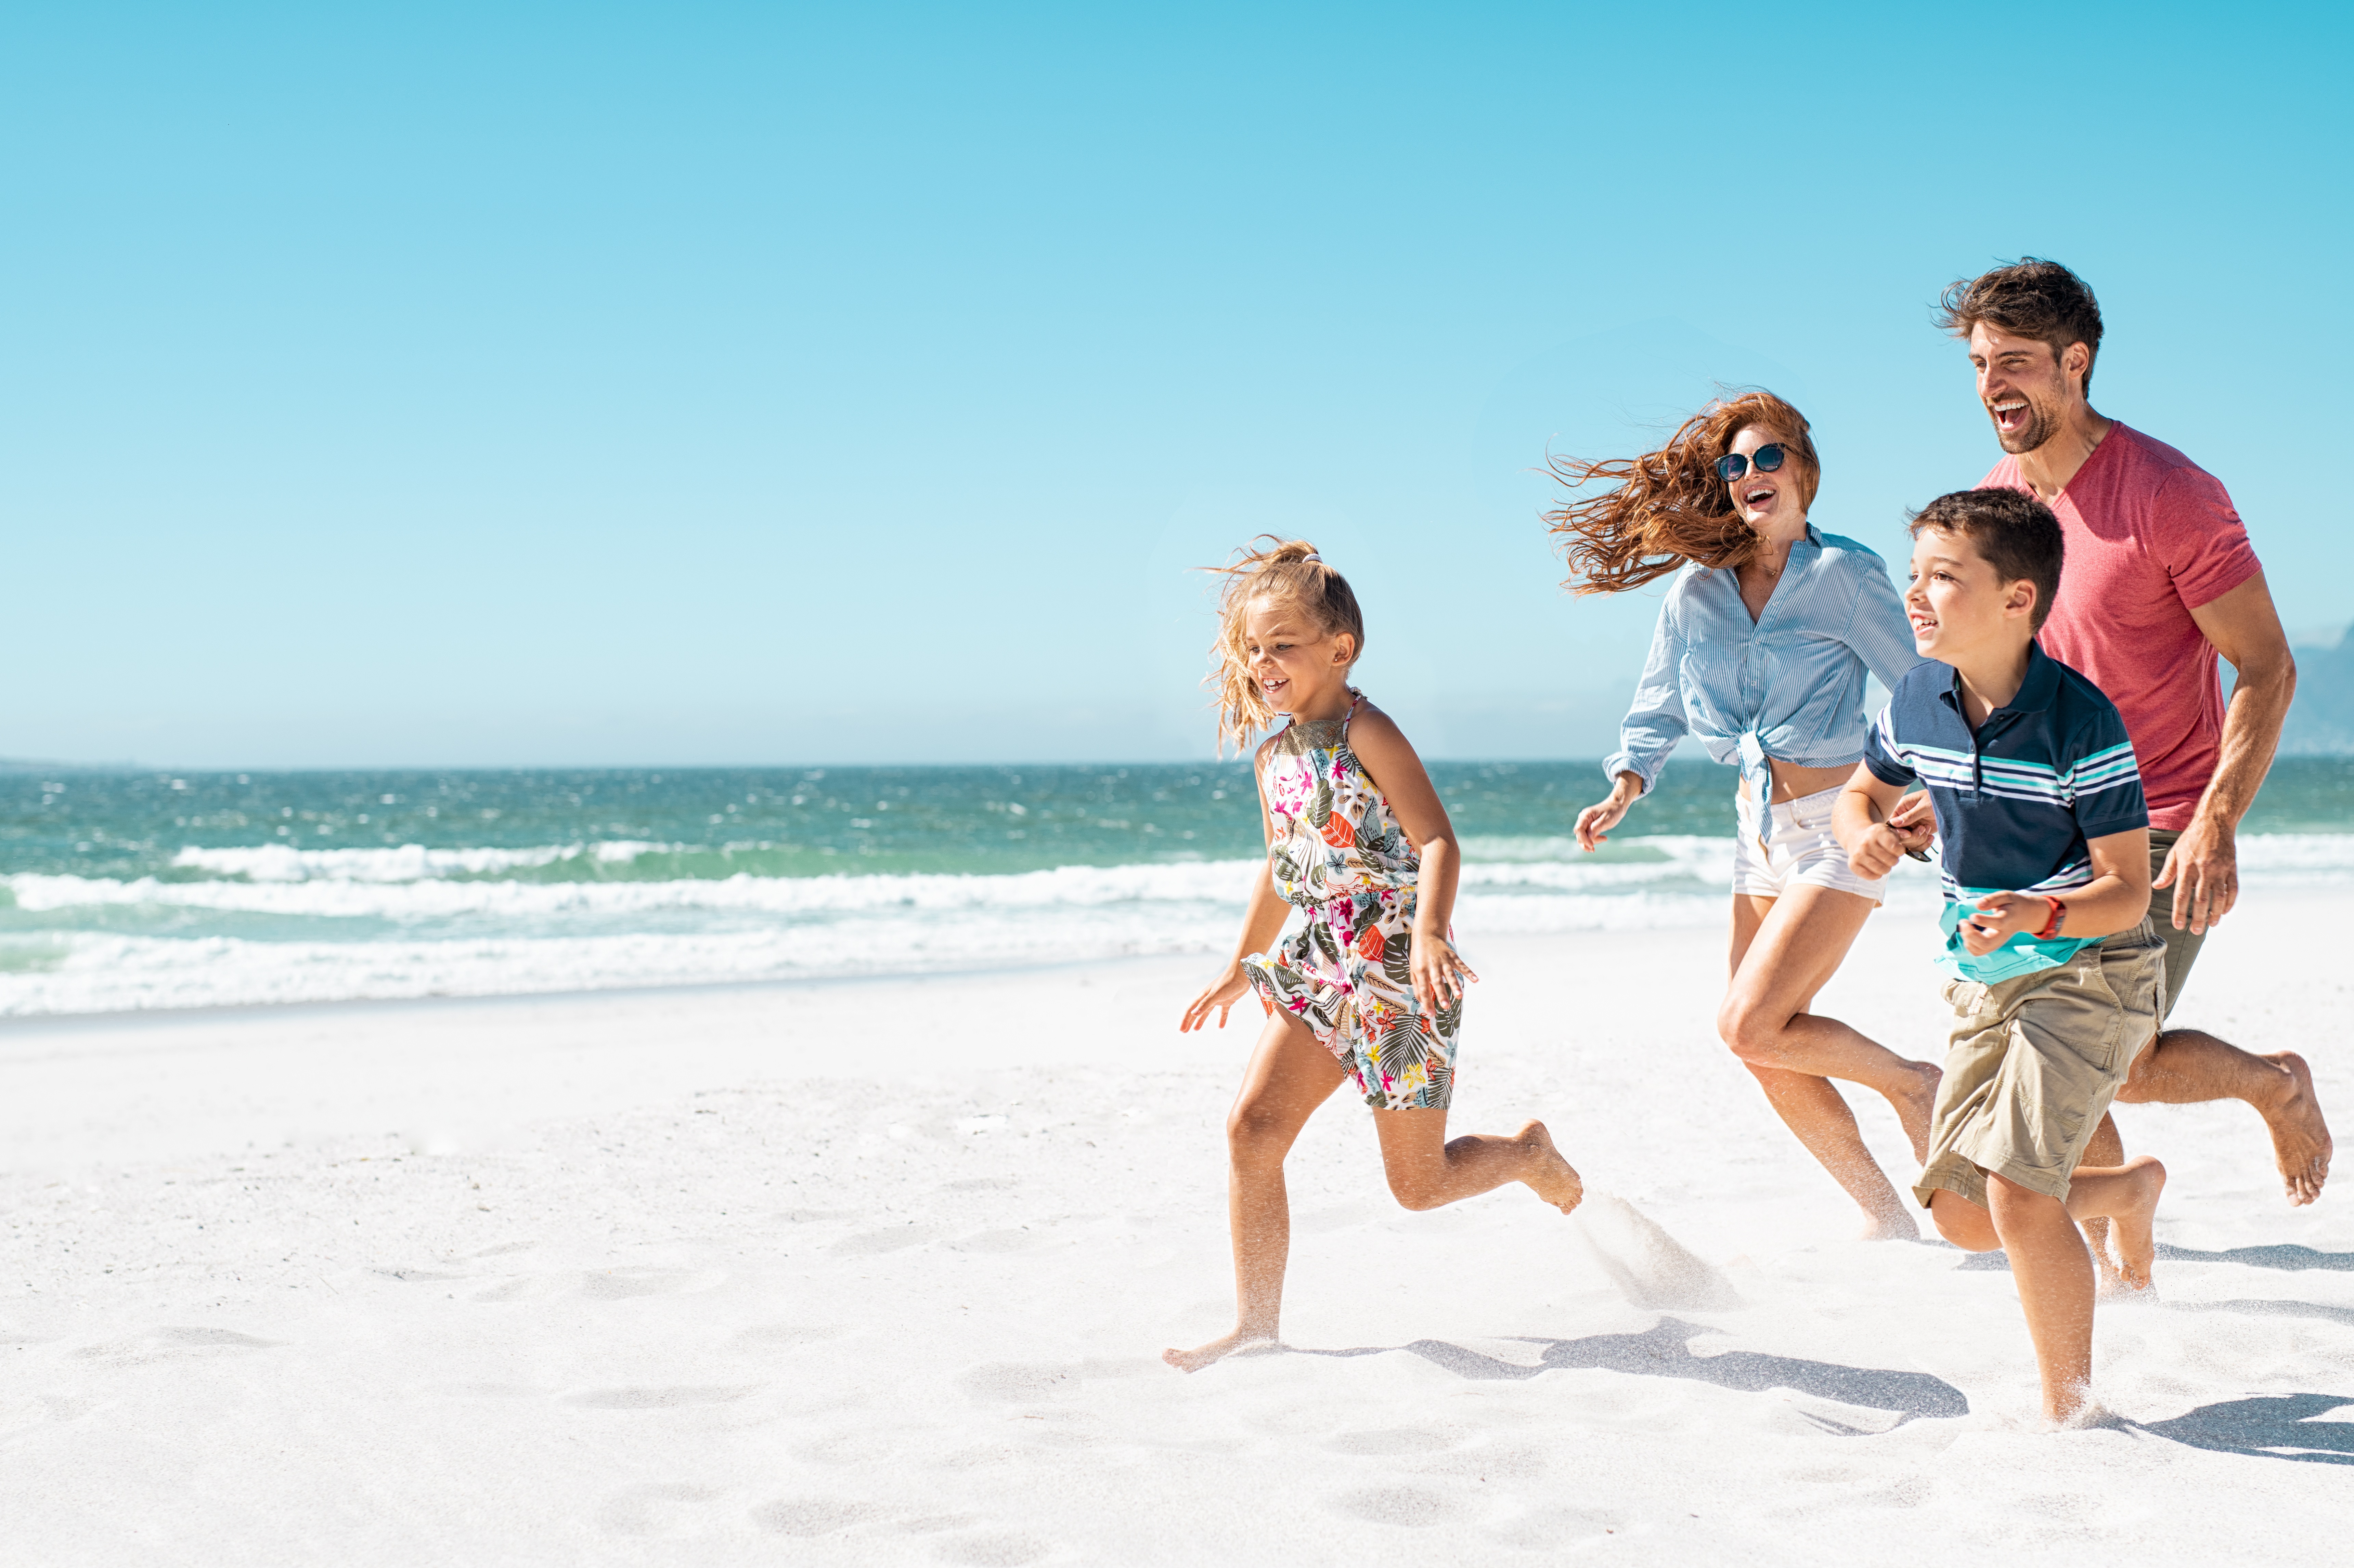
[1716,443,1793,483]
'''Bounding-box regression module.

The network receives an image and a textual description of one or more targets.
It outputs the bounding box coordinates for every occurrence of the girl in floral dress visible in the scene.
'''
[1164,538,1586,1374]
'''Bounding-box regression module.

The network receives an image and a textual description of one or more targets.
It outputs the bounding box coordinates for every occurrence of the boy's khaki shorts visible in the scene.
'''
[1914,920,2168,1210]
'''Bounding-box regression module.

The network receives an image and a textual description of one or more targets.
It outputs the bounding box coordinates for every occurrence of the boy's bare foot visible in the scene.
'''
[1888,1060,1941,1165]
[2260,1051,2331,1206]
[1514,1120,1585,1214]
[1162,1326,1278,1374]
[2103,1155,2167,1292]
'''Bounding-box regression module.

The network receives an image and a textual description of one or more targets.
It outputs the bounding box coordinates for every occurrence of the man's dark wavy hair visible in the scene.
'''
[1907,488,2066,632]
[1934,258,2105,396]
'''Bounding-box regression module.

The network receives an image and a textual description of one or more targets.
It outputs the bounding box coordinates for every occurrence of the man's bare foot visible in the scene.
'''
[2101,1155,2167,1291]
[1887,1060,1941,1165]
[1515,1120,1585,1214]
[1162,1326,1278,1374]
[2260,1051,2331,1206]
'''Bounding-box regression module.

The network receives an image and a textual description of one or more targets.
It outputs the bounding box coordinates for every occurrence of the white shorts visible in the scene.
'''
[1731,785,1887,903]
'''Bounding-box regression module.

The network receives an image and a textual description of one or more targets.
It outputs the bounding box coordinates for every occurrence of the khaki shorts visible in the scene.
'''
[1914,921,2168,1210]
[2146,828,2204,1024]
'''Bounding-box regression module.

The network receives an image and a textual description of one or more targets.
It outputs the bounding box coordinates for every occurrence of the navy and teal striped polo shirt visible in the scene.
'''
[1863,642,2148,914]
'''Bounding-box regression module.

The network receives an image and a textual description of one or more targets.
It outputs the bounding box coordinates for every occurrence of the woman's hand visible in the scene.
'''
[1575,773,1644,852]
[1180,962,1253,1033]
[1409,930,1478,1017]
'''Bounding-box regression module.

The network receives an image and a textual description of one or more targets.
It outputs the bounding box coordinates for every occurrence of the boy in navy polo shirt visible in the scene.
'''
[1834,488,2168,1425]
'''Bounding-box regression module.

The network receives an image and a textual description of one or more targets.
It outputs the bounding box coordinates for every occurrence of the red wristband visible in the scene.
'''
[2032,896,2064,941]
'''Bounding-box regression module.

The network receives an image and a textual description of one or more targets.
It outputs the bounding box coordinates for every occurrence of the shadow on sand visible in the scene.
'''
[2153,1242,2354,1273]
[1306,1317,1968,1428]
[2130,1394,2354,1464]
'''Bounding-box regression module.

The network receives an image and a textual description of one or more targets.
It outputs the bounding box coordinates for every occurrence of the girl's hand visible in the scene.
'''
[1180,963,1253,1032]
[1409,931,1478,1016]
[1959,892,2046,956]
[1574,774,1643,852]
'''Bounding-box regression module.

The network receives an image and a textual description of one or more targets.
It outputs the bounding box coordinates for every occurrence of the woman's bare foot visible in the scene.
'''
[1515,1120,1585,1214]
[1888,1060,1942,1165]
[1162,1325,1278,1374]
[2103,1155,2167,1291]
[1857,1202,1921,1242]
[2260,1051,2331,1206]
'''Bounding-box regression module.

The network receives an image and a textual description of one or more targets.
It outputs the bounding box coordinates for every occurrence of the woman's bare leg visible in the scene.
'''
[1163,1011,1347,1373]
[1370,1107,1585,1214]
[1722,888,1941,1239]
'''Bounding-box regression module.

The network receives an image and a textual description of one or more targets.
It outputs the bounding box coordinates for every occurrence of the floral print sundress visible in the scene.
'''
[1242,692,1461,1110]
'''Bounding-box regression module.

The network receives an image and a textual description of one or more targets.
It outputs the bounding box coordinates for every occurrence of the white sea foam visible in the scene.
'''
[0,833,2331,1015]
[170,841,677,882]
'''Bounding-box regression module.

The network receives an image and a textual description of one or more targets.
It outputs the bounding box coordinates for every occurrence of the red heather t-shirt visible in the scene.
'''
[1980,423,2262,831]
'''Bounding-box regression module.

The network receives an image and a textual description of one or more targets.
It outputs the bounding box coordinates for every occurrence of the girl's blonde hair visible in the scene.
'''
[1201,536,1366,754]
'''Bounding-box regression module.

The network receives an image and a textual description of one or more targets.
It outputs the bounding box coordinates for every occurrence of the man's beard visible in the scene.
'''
[1994,394,2059,455]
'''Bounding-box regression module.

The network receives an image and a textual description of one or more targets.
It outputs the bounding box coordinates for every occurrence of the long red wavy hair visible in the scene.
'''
[1544,391,1821,594]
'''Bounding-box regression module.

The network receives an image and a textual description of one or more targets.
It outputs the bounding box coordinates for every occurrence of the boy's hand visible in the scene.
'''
[1179,963,1252,1032]
[1409,928,1477,1016]
[1959,892,2049,956]
[1846,823,1911,880]
[1888,792,1937,858]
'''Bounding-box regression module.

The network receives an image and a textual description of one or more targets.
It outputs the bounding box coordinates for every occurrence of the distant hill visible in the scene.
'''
[0,757,140,773]
[2281,631,2354,756]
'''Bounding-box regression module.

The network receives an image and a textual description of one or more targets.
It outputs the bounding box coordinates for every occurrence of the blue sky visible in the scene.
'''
[3,3,2345,768]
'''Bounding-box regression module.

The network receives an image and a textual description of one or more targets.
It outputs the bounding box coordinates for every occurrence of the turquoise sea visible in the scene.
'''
[5,758,2353,1014]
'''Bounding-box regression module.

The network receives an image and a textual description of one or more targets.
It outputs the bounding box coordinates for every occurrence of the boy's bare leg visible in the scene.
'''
[1163,1013,1347,1373]
[1723,889,1941,1238]
[1985,1175,2099,1423]
[1370,1107,1585,1214]
[1980,1158,2166,1424]
[2117,1029,2330,1205]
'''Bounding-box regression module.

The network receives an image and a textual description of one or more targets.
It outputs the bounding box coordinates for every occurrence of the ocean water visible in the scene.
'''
[4,758,2353,1015]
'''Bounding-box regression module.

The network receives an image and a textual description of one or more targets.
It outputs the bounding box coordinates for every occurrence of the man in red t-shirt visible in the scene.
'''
[1929,259,2329,1213]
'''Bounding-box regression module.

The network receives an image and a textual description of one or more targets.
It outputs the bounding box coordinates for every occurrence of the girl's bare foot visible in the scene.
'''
[1515,1120,1585,1214]
[1162,1326,1278,1374]
[1889,1060,1942,1165]
[2104,1155,2167,1291]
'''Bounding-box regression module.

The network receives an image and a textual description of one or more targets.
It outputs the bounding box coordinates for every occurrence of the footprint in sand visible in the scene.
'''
[830,1223,948,1256]
[1327,1485,1467,1529]
[749,1497,896,1537]
[566,1385,762,1410]
[1482,1506,1625,1549]
[595,1482,724,1536]
[731,1323,848,1351]
[579,1267,725,1299]
[933,1531,1050,1566]
[1325,1423,1462,1455]
[73,1327,279,1365]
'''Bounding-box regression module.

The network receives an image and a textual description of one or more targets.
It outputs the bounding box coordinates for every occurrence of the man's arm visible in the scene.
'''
[2171,571,2297,932]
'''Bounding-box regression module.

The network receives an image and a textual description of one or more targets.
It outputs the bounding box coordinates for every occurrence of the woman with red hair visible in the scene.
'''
[1551,393,1940,1238]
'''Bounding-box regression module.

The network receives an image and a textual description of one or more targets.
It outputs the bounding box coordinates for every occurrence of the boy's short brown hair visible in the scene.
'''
[1934,259,2105,395]
[1908,488,2066,631]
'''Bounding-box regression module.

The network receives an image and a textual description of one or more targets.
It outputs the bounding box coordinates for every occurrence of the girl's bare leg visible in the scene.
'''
[1163,1011,1347,1373]
[1371,1107,1585,1214]
[1722,887,1941,1239]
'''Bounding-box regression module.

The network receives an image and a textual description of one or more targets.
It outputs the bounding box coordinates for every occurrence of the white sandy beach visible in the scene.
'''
[6,895,2353,1565]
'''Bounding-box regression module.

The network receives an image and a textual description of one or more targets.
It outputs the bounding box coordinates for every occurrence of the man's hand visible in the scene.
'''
[1959,891,2049,956]
[2155,814,2237,934]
